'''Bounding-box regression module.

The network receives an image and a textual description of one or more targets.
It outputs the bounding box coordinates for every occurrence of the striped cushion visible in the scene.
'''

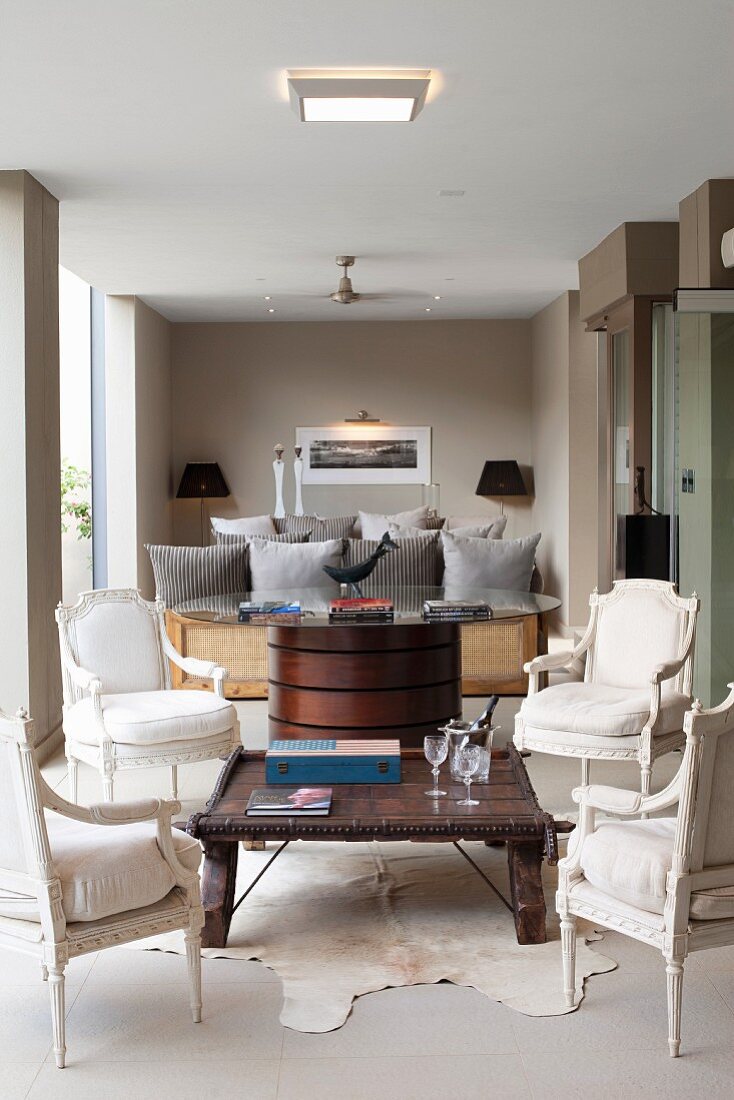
[146,544,248,608]
[344,533,441,593]
[213,531,308,547]
[425,514,445,530]
[285,514,357,541]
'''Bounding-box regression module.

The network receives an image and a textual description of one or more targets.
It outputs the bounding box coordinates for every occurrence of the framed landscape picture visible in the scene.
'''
[296,426,431,485]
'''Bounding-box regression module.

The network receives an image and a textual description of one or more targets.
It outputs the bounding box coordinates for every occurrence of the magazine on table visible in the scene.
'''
[246,787,333,815]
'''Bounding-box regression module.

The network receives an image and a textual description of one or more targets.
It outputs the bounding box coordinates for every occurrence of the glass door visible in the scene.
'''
[674,290,734,705]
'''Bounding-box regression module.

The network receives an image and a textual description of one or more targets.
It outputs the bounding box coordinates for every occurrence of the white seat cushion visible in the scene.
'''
[65,690,235,746]
[520,682,689,738]
[0,814,201,923]
[579,818,676,914]
[578,817,734,920]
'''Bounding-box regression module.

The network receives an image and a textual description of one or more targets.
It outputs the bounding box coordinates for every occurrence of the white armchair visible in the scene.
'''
[0,707,204,1068]
[56,588,240,802]
[514,579,699,795]
[557,686,734,1057]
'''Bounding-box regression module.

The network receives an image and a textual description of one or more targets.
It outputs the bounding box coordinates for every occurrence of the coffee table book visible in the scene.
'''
[246,787,332,815]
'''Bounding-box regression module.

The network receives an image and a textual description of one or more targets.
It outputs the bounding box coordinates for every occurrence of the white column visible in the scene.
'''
[0,171,62,750]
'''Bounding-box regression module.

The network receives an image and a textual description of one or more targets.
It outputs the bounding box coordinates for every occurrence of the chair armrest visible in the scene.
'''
[43,785,179,826]
[60,655,102,695]
[160,631,227,694]
[651,658,686,685]
[524,650,575,675]
[573,784,643,815]
[573,766,684,817]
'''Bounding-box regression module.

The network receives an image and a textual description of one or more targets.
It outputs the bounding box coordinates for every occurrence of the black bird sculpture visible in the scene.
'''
[322,531,400,597]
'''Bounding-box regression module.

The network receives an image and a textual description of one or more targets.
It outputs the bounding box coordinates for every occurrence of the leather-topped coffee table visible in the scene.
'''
[187,745,569,949]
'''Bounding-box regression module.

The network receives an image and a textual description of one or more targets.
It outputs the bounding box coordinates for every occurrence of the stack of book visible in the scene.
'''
[423,599,492,622]
[238,600,301,624]
[328,597,394,623]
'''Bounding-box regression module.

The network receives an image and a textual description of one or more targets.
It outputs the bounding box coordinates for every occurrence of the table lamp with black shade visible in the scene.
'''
[176,462,230,545]
[475,459,527,515]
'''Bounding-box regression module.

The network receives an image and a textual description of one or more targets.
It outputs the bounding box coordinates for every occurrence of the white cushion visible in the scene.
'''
[578,817,734,920]
[65,690,235,746]
[580,818,675,914]
[440,530,541,591]
[520,682,689,738]
[248,537,346,589]
[211,514,276,536]
[0,815,201,923]
[358,506,429,540]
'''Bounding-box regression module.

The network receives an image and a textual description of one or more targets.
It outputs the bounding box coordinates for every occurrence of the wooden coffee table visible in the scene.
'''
[187,746,568,949]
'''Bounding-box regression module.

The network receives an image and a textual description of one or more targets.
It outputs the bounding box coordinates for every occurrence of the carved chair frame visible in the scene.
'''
[56,588,240,801]
[557,686,734,1056]
[514,579,699,794]
[0,708,204,1068]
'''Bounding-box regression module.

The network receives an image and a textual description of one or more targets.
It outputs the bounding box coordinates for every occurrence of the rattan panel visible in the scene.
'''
[460,621,524,682]
[182,624,268,681]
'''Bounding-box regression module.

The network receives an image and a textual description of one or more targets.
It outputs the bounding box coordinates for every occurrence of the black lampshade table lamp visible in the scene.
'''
[475,459,527,515]
[176,462,230,545]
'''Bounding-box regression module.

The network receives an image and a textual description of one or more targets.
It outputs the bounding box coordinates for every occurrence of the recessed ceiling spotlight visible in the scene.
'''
[256,277,266,281]
[425,308,432,313]
[267,308,276,313]
[437,189,465,197]
[433,295,441,300]
[288,69,431,123]
[264,296,272,300]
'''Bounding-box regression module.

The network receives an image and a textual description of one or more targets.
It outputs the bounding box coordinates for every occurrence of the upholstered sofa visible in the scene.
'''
[155,509,550,700]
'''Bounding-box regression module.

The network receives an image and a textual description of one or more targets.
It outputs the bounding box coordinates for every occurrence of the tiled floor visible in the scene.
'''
[5,694,734,1098]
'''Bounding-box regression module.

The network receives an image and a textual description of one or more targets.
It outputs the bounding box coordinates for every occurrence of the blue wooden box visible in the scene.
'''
[266,739,402,784]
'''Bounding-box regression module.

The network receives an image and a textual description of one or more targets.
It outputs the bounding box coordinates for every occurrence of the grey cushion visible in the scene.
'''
[285,514,357,541]
[248,537,347,590]
[440,530,541,591]
[445,514,507,537]
[210,514,276,537]
[449,523,503,539]
[344,532,441,593]
[146,544,248,608]
[358,506,430,540]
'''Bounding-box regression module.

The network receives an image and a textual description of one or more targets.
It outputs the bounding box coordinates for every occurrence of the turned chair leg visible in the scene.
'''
[102,773,114,802]
[66,756,78,804]
[561,915,578,1007]
[185,929,202,1023]
[641,761,652,819]
[48,964,66,1068]
[171,765,178,800]
[580,757,590,786]
[666,956,685,1057]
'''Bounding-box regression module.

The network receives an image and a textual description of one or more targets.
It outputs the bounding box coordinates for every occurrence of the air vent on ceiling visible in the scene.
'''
[437,189,465,197]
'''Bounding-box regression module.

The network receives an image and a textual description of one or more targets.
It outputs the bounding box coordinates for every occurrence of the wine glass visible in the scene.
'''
[456,744,481,806]
[424,734,448,798]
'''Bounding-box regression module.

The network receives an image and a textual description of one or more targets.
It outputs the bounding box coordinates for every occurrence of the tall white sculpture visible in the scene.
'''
[273,443,285,518]
[293,446,304,516]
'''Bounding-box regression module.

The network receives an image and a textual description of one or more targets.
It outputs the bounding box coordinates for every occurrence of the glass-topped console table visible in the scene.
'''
[166,587,560,746]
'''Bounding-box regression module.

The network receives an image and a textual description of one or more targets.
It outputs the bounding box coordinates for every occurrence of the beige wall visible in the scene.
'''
[105,296,172,598]
[170,320,534,546]
[531,292,597,631]
[0,171,62,748]
[530,295,570,617]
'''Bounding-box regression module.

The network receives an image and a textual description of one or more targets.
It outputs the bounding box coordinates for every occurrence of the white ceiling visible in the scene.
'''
[1,0,733,321]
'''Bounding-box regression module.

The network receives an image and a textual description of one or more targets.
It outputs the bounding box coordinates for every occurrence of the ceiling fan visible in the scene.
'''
[327,256,422,304]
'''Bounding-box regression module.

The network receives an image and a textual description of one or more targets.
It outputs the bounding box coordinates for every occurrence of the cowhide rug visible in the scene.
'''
[129,840,616,1032]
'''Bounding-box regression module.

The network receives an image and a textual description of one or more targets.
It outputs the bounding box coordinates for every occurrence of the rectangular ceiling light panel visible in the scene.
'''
[288,70,431,123]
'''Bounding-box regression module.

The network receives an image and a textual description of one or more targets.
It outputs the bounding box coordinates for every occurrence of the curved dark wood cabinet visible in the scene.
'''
[267,622,462,746]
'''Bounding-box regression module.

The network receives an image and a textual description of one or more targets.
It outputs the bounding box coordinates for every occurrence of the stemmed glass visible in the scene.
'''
[456,744,481,806]
[424,734,448,798]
